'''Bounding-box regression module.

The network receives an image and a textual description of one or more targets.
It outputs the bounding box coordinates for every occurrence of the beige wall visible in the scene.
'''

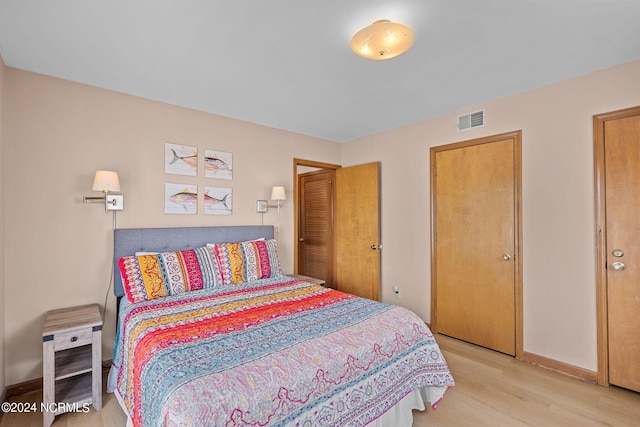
[0,54,6,393]
[341,59,640,372]
[4,69,341,385]
[3,59,639,386]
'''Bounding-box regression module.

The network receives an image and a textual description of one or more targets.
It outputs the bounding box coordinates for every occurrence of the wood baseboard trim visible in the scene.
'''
[5,359,113,399]
[523,351,598,383]
[0,386,6,421]
[5,377,41,399]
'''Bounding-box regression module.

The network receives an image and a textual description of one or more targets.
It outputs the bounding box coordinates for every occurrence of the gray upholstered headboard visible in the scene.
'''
[113,225,274,298]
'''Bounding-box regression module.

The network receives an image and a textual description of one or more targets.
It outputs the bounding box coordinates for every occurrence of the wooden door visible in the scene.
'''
[298,169,335,287]
[432,132,521,356]
[596,108,640,392]
[334,162,380,300]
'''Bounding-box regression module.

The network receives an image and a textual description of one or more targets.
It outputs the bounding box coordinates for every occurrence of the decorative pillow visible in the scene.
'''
[208,238,282,285]
[210,242,245,285]
[119,246,221,304]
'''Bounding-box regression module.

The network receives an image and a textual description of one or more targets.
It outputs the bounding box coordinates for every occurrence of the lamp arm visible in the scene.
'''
[83,196,106,203]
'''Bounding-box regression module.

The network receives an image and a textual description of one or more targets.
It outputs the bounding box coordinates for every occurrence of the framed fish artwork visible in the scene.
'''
[204,186,232,215]
[204,149,232,180]
[165,143,197,176]
[165,183,198,214]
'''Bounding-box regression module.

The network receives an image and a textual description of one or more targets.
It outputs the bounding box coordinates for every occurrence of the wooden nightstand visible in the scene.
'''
[287,274,325,286]
[42,304,102,427]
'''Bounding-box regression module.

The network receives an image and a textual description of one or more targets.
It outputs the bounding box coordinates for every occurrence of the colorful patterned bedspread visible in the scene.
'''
[111,276,454,426]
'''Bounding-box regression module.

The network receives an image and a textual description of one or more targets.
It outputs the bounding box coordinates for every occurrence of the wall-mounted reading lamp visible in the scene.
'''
[83,170,124,211]
[84,171,124,320]
[270,186,286,213]
[256,186,286,219]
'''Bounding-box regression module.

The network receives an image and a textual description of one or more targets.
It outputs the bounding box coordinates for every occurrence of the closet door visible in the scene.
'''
[432,132,522,356]
[298,169,334,287]
[595,108,640,392]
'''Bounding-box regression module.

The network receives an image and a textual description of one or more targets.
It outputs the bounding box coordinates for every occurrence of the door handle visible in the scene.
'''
[299,237,305,242]
[502,254,512,261]
[370,244,382,250]
[611,261,625,271]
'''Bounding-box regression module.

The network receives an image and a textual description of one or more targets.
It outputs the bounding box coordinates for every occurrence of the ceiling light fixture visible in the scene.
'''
[350,19,414,60]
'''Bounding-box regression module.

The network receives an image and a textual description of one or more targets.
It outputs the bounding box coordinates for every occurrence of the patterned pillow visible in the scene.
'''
[208,238,282,285]
[119,246,222,304]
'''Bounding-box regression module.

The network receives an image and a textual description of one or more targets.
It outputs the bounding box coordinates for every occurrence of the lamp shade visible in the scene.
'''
[92,170,120,192]
[350,20,414,60]
[271,186,286,201]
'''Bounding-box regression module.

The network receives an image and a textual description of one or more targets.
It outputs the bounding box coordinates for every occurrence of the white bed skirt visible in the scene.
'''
[368,387,428,426]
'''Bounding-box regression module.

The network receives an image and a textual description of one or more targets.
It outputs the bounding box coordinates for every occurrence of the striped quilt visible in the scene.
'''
[112,276,454,426]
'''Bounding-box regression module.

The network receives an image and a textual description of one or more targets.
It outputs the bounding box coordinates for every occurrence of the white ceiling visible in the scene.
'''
[1,0,639,142]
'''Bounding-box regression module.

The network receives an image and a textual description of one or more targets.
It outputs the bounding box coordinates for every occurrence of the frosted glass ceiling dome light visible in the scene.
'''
[350,20,414,60]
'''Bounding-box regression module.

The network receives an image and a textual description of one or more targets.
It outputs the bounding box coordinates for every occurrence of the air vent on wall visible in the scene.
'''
[457,110,485,131]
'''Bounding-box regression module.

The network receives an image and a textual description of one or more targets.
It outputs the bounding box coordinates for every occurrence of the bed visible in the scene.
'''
[107,226,454,426]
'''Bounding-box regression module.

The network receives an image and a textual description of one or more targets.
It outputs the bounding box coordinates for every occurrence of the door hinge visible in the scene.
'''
[433,167,437,176]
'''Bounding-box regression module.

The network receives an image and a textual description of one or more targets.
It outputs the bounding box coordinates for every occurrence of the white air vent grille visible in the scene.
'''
[457,110,485,131]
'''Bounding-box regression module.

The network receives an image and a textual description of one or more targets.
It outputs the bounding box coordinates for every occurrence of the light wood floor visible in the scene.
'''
[2,334,639,426]
[415,335,640,427]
